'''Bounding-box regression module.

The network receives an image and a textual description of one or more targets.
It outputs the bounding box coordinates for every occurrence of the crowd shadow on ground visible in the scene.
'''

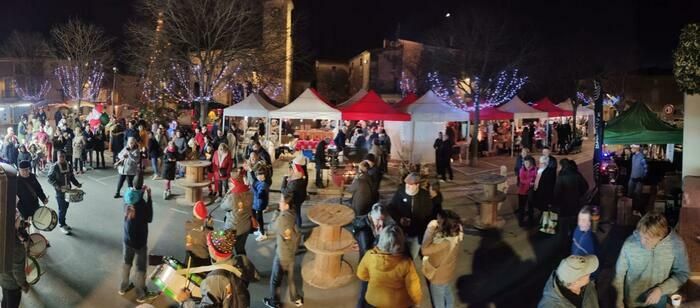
[456,222,633,308]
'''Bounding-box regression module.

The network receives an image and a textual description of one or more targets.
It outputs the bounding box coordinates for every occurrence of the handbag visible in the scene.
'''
[539,207,558,235]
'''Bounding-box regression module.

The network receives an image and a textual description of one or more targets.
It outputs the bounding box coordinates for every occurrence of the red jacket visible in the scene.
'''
[518,166,537,195]
[194,132,205,149]
[212,150,233,181]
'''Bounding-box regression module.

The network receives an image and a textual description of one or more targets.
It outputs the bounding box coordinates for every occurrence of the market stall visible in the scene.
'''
[469,106,514,155]
[558,98,595,137]
[222,93,279,160]
[385,90,470,164]
[498,96,548,154]
[532,97,573,117]
[268,88,342,155]
[394,92,419,109]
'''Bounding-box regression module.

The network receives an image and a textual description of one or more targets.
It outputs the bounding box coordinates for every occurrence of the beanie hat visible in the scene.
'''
[556,255,599,284]
[124,188,142,205]
[18,160,31,169]
[207,229,236,259]
[193,201,208,220]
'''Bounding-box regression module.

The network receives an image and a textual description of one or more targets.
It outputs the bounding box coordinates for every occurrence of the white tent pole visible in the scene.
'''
[511,121,515,157]
[278,118,282,145]
[410,121,416,163]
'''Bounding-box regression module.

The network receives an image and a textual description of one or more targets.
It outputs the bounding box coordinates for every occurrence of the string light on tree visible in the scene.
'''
[399,71,416,97]
[14,80,51,102]
[54,62,105,102]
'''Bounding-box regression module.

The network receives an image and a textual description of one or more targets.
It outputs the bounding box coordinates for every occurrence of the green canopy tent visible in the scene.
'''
[604,102,683,144]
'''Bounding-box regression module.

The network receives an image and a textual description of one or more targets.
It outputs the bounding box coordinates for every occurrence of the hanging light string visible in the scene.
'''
[14,80,51,102]
[54,61,105,102]
[427,69,527,112]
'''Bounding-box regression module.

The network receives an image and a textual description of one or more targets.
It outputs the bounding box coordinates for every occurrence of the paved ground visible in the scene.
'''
[14,140,605,308]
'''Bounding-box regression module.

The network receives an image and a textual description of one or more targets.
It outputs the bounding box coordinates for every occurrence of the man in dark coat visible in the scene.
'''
[111,122,125,165]
[542,147,558,171]
[123,121,139,145]
[47,150,82,235]
[0,223,29,308]
[364,154,382,200]
[352,203,394,308]
[93,125,106,169]
[533,155,557,214]
[347,161,375,216]
[388,173,436,259]
[554,159,590,235]
[16,160,48,219]
[314,138,328,188]
[282,160,307,228]
[334,128,347,152]
[433,132,444,176]
[437,133,454,181]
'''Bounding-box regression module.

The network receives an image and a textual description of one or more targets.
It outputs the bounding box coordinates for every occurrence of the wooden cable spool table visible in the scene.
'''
[175,160,212,206]
[472,173,507,229]
[302,204,355,289]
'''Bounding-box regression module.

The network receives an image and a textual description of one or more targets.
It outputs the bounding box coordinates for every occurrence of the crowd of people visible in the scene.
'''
[0,105,690,308]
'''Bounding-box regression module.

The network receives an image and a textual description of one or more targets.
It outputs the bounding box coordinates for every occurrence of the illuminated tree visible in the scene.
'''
[1,31,52,102]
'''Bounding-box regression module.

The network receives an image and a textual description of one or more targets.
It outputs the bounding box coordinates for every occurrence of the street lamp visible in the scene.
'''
[112,67,118,116]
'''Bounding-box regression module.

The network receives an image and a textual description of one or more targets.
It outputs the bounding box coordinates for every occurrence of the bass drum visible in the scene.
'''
[65,189,85,203]
[32,207,58,231]
[28,233,48,258]
[25,256,42,285]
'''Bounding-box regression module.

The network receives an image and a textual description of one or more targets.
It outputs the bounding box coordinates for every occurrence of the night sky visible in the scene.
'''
[0,0,699,77]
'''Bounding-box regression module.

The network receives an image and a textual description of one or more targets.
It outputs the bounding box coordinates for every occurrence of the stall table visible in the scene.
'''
[175,160,212,206]
[302,204,355,289]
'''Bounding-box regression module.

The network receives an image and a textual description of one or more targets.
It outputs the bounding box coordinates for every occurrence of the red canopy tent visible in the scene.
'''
[395,92,419,109]
[468,106,514,121]
[533,97,573,117]
[340,90,411,121]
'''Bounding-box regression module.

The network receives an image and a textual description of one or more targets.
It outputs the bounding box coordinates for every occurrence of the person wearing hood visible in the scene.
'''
[613,212,689,308]
[347,161,375,216]
[119,174,157,303]
[538,255,600,308]
[422,209,464,308]
[264,192,303,308]
[357,224,422,308]
[177,228,258,308]
[388,172,436,259]
[221,171,253,256]
[352,203,394,308]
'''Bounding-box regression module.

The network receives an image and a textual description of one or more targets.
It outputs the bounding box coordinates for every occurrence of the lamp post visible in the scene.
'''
[111,67,118,116]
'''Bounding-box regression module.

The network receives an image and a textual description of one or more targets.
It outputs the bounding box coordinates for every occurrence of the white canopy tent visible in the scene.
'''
[222,93,278,118]
[558,98,595,137]
[497,96,548,119]
[336,89,367,108]
[269,88,342,145]
[385,90,470,164]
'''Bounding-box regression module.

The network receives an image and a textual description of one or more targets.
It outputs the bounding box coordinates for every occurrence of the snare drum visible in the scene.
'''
[28,233,48,258]
[32,207,58,231]
[150,263,202,302]
[65,189,85,203]
[25,256,42,285]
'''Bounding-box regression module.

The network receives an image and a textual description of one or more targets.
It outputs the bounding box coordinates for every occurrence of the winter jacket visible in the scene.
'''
[17,151,31,164]
[117,147,140,175]
[123,128,139,145]
[147,137,160,159]
[222,190,253,236]
[518,166,538,195]
[93,128,106,151]
[388,185,436,238]
[213,150,233,181]
[538,272,599,308]
[572,227,596,256]
[47,162,80,192]
[614,230,689,308]
[16,174,48,218]
[554,168,589,217]
[347,173,374,216]
[181,257,252,308]
[366,164,382,197]
[352,215,395,260]
[273,210,300,267]
[314,140,327,166]
[283,177,307,210]
[421,224,463,285]
[357,247,422,308]
[174,137,187,160]
[533,167,557,210]
[252,180,269,211]
[630,152,648,180]
[0,239,26,290]
[123,190,153,249]
[110,125,125,153]
[72,136,86,159]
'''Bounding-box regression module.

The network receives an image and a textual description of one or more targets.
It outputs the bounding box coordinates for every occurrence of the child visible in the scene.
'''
[517,156,537,227]
[17,144,31,168]
[252,168,270,241]
[161,141,177,199]
[120,174,157,303]
[264,192,303,308]
[571,206,597,256]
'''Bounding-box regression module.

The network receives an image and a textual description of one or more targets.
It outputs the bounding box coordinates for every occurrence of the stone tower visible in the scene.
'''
[262,0,294,104]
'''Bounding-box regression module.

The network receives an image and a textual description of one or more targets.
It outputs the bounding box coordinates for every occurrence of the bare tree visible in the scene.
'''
[424,4,534,166]
[126,0,289,123]
[1,31,52,101]
[51,19,113,109]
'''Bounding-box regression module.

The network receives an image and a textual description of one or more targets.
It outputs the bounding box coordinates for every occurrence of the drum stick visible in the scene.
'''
[184,257,192,290]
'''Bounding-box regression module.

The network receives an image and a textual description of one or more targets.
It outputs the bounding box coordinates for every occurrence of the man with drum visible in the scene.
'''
[0,214,30,308]
[47,150,82,235]
[16,160,49,222]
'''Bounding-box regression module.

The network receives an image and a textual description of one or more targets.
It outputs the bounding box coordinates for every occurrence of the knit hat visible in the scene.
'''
[193,201,207,220]
[18,160,31,169]
[556,255,599,284]
[207,229,236,259]
[124,188,142,205]
[404,172,420,185]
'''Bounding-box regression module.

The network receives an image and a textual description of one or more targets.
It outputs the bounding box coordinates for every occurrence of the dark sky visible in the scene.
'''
[0,0,698,71]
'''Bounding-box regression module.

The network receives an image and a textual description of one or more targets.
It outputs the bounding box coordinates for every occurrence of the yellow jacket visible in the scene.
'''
[357,247,422,308]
